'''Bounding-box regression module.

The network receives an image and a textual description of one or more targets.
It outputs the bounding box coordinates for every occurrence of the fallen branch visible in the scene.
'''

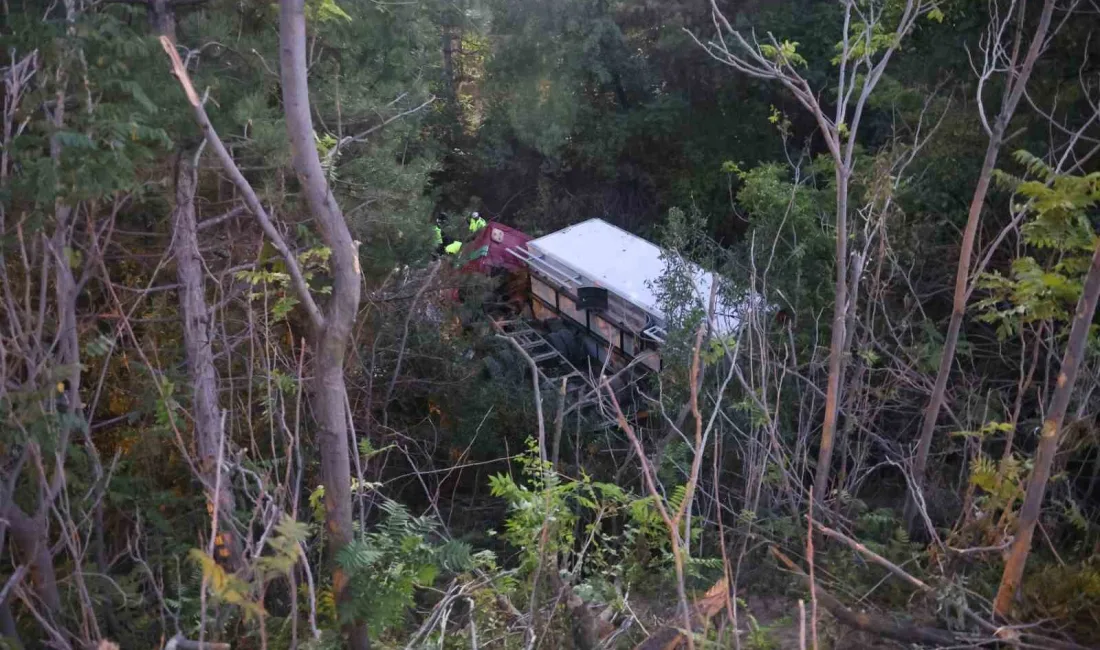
[769,546,963,647]
[812,522,1093,649]
[632,577,729,650]
[812,520,933,593]
[338,95,437,147]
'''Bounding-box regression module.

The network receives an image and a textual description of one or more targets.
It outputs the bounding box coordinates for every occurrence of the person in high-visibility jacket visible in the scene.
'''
[444,240,463,255]
[468,212,487,233]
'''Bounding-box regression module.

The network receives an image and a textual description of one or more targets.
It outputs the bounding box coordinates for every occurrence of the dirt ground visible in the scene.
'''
[737,593,908,649]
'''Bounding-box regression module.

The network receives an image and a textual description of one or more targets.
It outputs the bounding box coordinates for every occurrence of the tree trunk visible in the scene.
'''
[171,149,243,570]
[0,596,21,648]
[148,0,177,40]
[3,50,79,631]
[812,166,850,501]
[4,505,61,614]
[7,199,82,620]
[994,234,1100,616]
[908,0,1056,528]
[908,135,1000,520]
[440,14,457,107]
[278,0,366,646]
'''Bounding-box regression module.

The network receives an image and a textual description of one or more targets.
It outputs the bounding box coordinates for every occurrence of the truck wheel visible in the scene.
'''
[547,329,578,361]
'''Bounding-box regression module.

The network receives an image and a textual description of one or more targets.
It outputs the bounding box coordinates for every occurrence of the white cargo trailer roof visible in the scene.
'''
[524,219,738,335]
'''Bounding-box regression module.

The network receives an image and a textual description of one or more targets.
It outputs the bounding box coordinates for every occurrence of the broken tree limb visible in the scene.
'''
[812,520,933,593]
[815,519,1090,649]
[769,546,963,647]
[546,567,603,650]
[632,578,729,650]
[158,35,323,330]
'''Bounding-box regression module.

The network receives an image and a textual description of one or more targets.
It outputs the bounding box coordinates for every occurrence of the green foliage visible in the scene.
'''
[488,438,688,589]
[306,0,352,23]
[448,0,793,234]
[744,613,782,650]
[732,163,834,316]
[812,503,928,610]
[187,515,310,628]
[951,420,1014,440]
[976,152,1100,337]
[653,206,713,372]
[7,0,1100,645]
[1018,561,1100,642]
[832,21,900,65]
[357,437,396,461]
[969,452,1027,510]
[255,516,312,578]
[189,549,266,619]
[236,244,334,319]
[337,499,489,636]
[760,40,808,68]
[490,438,604,569]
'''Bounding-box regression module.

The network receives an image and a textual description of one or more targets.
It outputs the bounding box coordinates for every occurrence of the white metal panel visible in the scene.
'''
[526,219,739,336]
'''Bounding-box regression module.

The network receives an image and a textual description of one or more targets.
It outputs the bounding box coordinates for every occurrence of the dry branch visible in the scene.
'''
[769,546,962,647]
[812,520,932,593]
[632,577,729,650]
[158,35,323,329]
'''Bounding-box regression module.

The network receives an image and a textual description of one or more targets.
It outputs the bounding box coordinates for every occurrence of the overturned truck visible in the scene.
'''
[507,218,737,374]
[457,218,737,430]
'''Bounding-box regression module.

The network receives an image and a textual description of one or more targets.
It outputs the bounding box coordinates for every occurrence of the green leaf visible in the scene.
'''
[55,131,96,150]
[306,0,352,22]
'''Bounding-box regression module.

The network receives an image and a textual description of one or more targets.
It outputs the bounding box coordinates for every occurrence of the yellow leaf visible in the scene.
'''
[188,548,228,594]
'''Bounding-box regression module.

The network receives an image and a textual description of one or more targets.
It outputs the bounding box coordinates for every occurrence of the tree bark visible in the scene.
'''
[994,233,1100,616]
[161,22,363,642]
[3,505,61,614]
[171,149,243,570]
[5,156,81,626]
[7,71,81,625]
[770,546,960,647]
[0,596,21,648]
[148,0,178,39]
[277,0,366,646]
[159,36,324,329]
[812,167,849,501]
[440,12,457,108]
[908,136,1000,518]
[909,0,1056,527]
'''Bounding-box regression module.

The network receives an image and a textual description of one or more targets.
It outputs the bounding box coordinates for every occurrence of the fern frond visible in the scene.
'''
[436,539,474,572]
[1013,149,1055,181]
[337,540,383,572]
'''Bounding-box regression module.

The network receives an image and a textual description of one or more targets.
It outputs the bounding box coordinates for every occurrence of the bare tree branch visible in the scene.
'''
[158,35,324,330]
